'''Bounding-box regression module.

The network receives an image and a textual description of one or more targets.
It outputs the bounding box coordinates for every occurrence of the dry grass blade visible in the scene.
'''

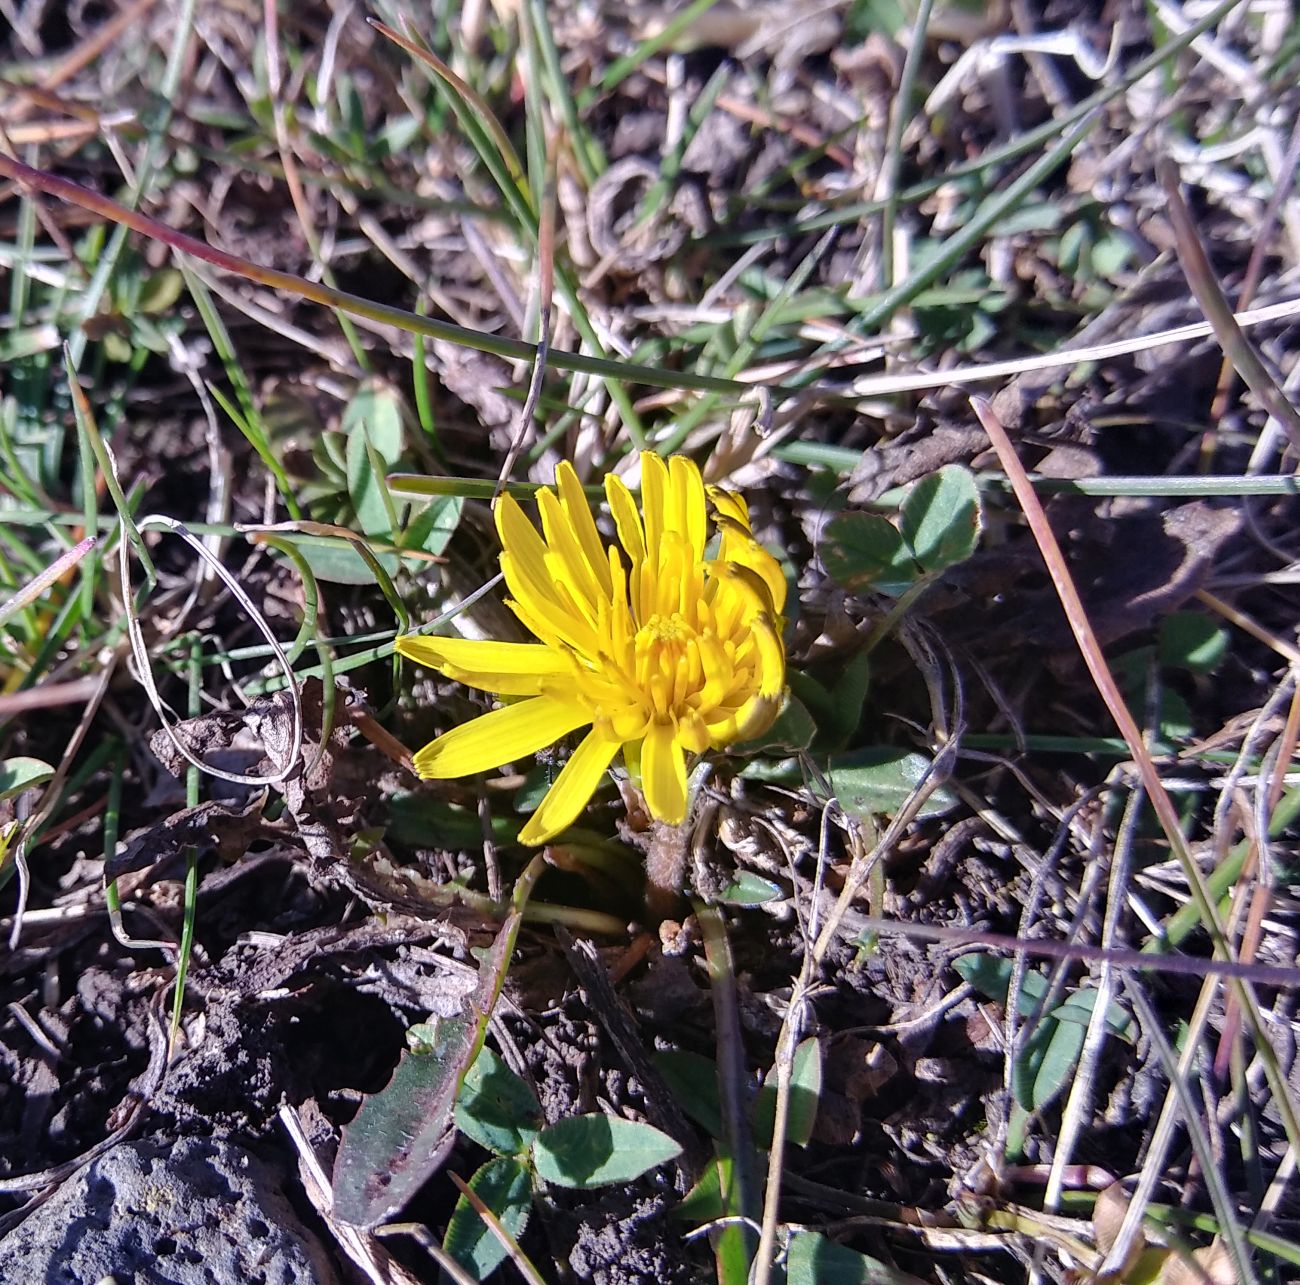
[1122,982,1258,1281]
[0,536,96,629]
[1158,157,1300,453]
[0,679,105,717]
[279,1105,429,1285]
[1195,589,1300,668]
[1041,782,1137,1220]
[119,515,303,787]
[446,1170,548,1285]
[971,393,1300,1177]
[838,915,1300,987]
[846,296,1300,400]
[972,396,1226,942]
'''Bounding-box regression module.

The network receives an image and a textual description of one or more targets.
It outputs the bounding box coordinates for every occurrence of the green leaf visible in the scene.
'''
[347,430,393,539]
[388,792,517,849]
[786,1231,904,1284]
[402,493,463,557]
[138,268,185,314]
[0,757,54,802]
[732,692,816,754]
[531,1115,681,1189]
[752,1037,822,1148]
[953,956,1132,1040]
[1090,230,1134,279]
[654,1050,723,1139]
[442,1157,531,1281]
[674,1156,726,1223]
[899,465,981,573]
[1051,986,1122,1032]
[377,114,422,159]
[1157,689,1194,741]
[456,1046,543,1157]
[343,380,405,461]
[345,382,405,537]
[318,428,349,477]
[820,512,916,597]
[276,534,402,587]
[1013,1010,1086,1113]
[102,329,132,363]
[811,649,872,752]
[331,1017,476,1227]
[1158,611,1228,674]
[827,748,958,820]
[953,952,1022,1005]
[716,871,783,906]
[1006,1098,1031,1162]
[957,956,1131,1111]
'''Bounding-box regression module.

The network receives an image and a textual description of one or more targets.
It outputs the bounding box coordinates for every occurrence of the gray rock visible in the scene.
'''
[0,1136,339,1284]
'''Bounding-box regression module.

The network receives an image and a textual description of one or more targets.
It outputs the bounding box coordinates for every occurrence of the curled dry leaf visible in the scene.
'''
[108,793,266,880]
[1092,1182,1147,1276]
[1160,1240,1234,1285]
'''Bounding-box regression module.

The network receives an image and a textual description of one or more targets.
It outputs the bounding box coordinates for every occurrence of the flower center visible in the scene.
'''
[637,611,692,653]
[634,612,701,718]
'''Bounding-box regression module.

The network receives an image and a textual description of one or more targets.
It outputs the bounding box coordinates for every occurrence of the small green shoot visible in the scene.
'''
[445,1043,682,1279]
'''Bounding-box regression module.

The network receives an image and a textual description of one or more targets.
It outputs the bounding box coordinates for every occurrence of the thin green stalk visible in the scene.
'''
[247,534,320,666]
[248,571,503,694]
[518,6,549,218]
[7,158,37,332]
[879,0,934,287]
[242,524,408,636]
[170,639,204,1052]
[66,356,153,581]
[190,273,302,518]
[1150,785,1300,954]
[75,393,101,633]
[411,305,440,455]
[580,0,721,103]
[696,900,759,1277]
[524,0,604,185]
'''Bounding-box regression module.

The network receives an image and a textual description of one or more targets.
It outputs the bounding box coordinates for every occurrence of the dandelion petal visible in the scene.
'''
[412,696,588,779]
[396,636,566,695]
[605,474,645,566]
[641,720,687,824]
[518,728,622,844]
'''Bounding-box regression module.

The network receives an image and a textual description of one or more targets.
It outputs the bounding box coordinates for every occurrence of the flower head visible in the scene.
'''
[396,453,786,844]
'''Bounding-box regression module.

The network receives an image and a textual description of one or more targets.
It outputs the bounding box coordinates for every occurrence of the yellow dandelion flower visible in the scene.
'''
[396,453,787,845]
